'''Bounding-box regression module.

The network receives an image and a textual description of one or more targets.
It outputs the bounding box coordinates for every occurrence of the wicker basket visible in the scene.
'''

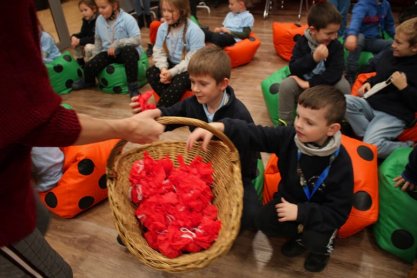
[107,116,243,272]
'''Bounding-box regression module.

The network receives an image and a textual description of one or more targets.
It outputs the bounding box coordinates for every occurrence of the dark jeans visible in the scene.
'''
[84,45,139,84]
[256,197,336,254]
[203,29,236,48]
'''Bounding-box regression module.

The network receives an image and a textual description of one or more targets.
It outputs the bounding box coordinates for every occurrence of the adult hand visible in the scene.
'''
[290,75,310,89]
[358,82,371,96]
[313,44,329,62]
[126,112,164,144]
[344,35,357,51]
[275,197,298,222]
[391,71,407,91]
[393,175,416,191]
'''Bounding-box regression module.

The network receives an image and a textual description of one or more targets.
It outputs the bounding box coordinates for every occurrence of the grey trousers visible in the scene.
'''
[278,76,351,126]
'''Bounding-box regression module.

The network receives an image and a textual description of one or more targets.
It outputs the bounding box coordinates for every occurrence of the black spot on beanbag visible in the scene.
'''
[63,55,72,62]
[99,174,107,189]
[391,229,414,250]
[357,145,374,161]
[78,159,95,175]
[53,64,64,73]
[78,196,95,210]
[44,192,58,208]
[269,83,280,94]
[106,65,115,74]
[65,79,73,89]
[353,190,372,211]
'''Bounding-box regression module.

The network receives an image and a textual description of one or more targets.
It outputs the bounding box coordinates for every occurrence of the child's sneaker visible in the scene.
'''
[72,79,95,90]
[304,252,330,272]
[281,238,305,257]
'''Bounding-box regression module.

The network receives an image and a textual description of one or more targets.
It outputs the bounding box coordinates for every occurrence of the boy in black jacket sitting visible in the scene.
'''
[278,2,350,126]
[187,85,354,272]
[344,17,417,159]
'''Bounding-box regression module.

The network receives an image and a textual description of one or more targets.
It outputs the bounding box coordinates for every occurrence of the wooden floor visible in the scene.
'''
[37,1,412,277]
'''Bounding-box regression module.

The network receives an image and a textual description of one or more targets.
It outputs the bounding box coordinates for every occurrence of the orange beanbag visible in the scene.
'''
[224,33,261,68]
[351,72,377,96]
[262,135,379,238]
[150,89,194,104]
[149,20,162,45]
[272,22,307,61]
[39,139,119,218]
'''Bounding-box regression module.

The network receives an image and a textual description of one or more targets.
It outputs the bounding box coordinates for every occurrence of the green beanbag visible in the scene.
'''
[260,66,291,126]
[45,51,83,95]
[373,147,417,263]
[252,158,265,202]
[98,52,149,94]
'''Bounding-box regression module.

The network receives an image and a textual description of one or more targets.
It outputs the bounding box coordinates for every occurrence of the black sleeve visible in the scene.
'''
[230,27,251,40]
[159,101,188,131]
[402,147,417,185]
[289,37,317,77]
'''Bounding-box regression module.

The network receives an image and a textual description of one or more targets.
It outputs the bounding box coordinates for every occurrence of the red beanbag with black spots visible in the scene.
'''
[39,139,119,218]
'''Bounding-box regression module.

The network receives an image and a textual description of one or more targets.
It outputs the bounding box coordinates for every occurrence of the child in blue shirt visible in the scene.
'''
[345,0,395,84]
[72,0,143,97]
[202,0,254,48]
[39,25,61,63]
[146,0,205,107]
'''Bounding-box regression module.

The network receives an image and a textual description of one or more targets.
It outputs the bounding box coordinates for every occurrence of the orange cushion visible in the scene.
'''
[272,22,307,61]
[149,20,162,45]
[39,139,119,218]
[224,33,261,68]
[398,115,417,142]
[262,135,378,238]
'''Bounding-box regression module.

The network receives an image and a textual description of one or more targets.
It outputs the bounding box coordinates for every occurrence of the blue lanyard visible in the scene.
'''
[296,147,340,200]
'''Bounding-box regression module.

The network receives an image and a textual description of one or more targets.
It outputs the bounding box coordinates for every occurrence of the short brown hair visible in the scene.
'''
[298,85,346,124]
[307,2,342,30]
[188,46,231,83]
[396,17,417,47]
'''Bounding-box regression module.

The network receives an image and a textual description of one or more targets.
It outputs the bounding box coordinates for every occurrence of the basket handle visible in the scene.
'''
[157,116,237,152]
[107,116,238,176]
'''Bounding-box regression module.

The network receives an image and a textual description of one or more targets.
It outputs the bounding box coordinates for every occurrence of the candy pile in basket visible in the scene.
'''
[128,152,221,258]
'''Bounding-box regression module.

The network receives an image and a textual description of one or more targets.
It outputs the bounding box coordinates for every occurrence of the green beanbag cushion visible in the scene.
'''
[373,147,417,263]
[260,66,291,126]
[98,52,149,94]
[45,51,83,95]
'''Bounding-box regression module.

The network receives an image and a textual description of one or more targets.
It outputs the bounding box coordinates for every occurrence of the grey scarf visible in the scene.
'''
[294,131,342,157]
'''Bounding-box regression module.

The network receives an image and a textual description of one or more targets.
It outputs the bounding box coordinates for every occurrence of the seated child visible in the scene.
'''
[344,0,395,84]
[202,0,254,48]
[146,0,205,107]
[39,26,61,63]
[70,0,98,66]
[72,0,143,97]
[131,46,260,230]
[278,1,350,126]
[344,18,417,159]
[394,145,417,192]
[187,85,354,272]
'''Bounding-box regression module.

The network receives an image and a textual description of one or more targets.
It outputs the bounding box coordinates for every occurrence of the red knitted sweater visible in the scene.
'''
[0,1,81,246]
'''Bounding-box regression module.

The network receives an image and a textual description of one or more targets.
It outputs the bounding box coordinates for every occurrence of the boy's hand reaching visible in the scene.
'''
[313,44,329,62]
[276,197,298,222]
[186,122,225,151]
[390,71,408,91]
[344,35,358,51]
[358,82,371,97]
[130,96,141,114]
[393,175,416,191]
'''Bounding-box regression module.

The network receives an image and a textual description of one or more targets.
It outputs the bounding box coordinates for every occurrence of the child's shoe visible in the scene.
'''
[72,79,95,90]
[281,238,306,257]
[304,252,330,272]
[128,82,140,98]
[146,43,153,57]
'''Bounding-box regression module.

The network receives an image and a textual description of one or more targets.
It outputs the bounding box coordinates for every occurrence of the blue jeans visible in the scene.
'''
[346,34,392,78]
[345,95,412,158]
[329,0,350,36]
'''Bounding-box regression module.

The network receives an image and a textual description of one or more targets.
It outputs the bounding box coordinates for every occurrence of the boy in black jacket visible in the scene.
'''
[187,85,354,272]
[279,2,350,126]
[130,46,260,230]
[344,18,417,159]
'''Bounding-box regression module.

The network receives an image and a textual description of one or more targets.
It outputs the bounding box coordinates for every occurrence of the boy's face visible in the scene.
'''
[310,23,340,45]
[294,104,340,146]
[190,74,228,108]
[79,3,96,21]
[229,0,245,13]
[392,31,417,57]
[161,1,180,25]
[96,0,116,19]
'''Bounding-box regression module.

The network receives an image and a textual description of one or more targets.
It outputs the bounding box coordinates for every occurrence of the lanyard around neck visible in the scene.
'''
[296,147,340,200]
